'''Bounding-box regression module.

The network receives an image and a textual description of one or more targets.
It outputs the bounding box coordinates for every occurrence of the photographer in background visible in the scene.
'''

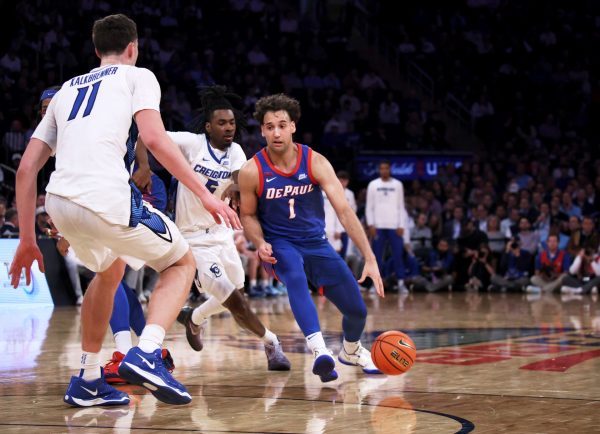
[466,243,495,291]
[566,216,599,257]
[527,233,570,293]
[561,244,600,295]
[490,237,532,292]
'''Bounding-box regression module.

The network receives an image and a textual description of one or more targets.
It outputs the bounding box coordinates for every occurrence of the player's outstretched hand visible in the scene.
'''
[9,241,45,288]
[200,192,242,229]
[258,242,277,264]
[358,259,384,298]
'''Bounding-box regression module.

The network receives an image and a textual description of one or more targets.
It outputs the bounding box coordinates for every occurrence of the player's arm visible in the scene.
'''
[238,160,276,264]
[9,138,52,287]
[312,151,384,296]
[135,110,241,229]
[132,139,152,193]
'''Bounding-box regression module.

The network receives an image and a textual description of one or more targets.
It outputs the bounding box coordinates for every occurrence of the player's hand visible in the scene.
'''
[132,167,153,193]
[221,184,240,210]
[368,226,377,239]
[258,242,277,264]
[9,240,45,288]
[200,192,242,229]
[56,237,70,257]
[358,258,384,298]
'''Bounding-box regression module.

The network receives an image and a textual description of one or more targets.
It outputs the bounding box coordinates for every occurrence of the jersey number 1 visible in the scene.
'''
[288,198,296,219]
[68,81,102,121]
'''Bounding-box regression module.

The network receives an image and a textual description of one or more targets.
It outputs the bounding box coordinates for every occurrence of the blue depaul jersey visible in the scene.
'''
[254,144,326,241]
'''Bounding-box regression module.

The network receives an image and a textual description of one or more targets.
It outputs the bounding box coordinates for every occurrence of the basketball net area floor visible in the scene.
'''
[1,292,599,433]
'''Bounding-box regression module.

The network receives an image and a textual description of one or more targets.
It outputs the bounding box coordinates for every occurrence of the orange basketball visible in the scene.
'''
[371,331,416,375]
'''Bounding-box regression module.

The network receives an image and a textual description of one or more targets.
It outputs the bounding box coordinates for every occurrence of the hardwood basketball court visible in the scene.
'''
[1,292,599,433]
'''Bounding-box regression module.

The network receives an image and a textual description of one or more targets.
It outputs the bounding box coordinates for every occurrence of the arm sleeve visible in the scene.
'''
[365,181,375,226]
[129,67,161,115]
[31,95,58,154]
[166,131,200,162]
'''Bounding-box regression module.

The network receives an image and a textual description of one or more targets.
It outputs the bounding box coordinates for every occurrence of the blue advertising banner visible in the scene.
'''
[0,239,53,306]
[354,153,472,182]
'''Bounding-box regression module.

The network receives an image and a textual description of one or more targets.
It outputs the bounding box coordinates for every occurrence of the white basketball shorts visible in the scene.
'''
[46,193,189,273]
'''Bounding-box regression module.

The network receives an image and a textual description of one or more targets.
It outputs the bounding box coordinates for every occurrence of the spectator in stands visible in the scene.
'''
[0,197,6,227]
[534,202,551,243]
[561,246,600,295]
[528,234,570,293]
[1,208,18,237]
[442,206,464,243]
[412,238,454,292]
[410,212,432,260]
[561,191,582,218]
[501,207,520,238]
[2,120,26,159]
[515,217,540,255]
[485,215,506,260]
[567,216,599,257]
[490,237,532,292]
[34,206,51,237]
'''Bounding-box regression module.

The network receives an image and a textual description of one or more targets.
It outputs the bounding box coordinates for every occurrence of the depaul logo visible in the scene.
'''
[2,260,36,295]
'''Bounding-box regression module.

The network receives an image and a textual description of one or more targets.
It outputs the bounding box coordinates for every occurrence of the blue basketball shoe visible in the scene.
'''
[312,348,338,383]
[118,347,192,405]
[64,368,130,407]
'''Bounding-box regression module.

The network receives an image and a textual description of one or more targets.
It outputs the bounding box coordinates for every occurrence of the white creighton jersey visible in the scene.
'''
[168,132,246,232]
[365,177,407,230]
[33,64,160,226]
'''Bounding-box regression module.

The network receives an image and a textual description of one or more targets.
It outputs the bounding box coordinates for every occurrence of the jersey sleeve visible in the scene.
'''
[128,67,161,115]
[166,131,201,162]
[230,143,247,172]
[31,94,59,155]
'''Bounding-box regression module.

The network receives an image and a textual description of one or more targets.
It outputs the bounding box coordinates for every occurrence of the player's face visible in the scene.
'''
[261,110,296,153]
[379,163,391,179]
[206,109,236,149]
[40,98,52,118]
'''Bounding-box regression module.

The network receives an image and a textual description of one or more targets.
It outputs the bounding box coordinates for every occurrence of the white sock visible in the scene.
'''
[306,332,326,353]
[138,324,165,353]
[250,279,257,287]
[192,296,226,324]
[260,279,270,288]
[343,339,360,354]
[114,331,133,355]
[261,328,278,345]
[80,351,101,381]
[398,279,404,287]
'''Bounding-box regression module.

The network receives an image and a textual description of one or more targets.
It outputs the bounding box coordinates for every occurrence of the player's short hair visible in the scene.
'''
[5,208,17,221]
[187,85,246,141]
[92,14,137,56]
[254,93,301,124]
[379,159,391,167]
[336,170,350,180]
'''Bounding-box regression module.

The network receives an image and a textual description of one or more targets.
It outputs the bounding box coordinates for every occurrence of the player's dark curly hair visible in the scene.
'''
[187,85,246,141]
[253,93,301,124]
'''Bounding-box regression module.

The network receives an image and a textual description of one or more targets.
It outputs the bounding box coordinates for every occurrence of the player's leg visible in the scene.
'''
[269,240,337,382]
[64,259,131,406]
[304,241,381,375]
[105,282,132,384]
[105,204,193,405]
[46,194,132,407]
[389,230,407,291]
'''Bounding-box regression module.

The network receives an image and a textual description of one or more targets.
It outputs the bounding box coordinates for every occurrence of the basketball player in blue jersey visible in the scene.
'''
[238,94,385,382]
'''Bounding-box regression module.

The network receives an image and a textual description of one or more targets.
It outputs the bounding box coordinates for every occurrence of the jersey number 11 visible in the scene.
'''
[68,81,102,121]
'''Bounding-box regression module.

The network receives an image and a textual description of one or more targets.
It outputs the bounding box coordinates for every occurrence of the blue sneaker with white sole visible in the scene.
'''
[118,347,192,405]
[312,348,338,383]
[64,368,130,407]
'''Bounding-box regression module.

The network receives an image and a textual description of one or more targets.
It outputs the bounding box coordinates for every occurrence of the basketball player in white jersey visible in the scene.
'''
[9,14,240,407]
[139,86,290,370]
